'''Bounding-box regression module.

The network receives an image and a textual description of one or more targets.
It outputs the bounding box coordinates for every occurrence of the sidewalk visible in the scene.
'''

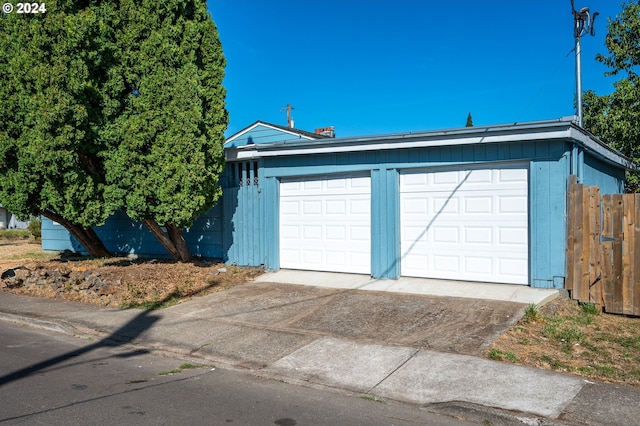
[1,275,639,425]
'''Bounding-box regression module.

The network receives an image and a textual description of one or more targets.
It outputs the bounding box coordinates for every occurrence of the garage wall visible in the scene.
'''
[259,139,570,287]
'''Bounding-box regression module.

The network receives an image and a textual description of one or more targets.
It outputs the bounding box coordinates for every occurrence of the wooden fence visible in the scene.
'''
[566,175,640,315]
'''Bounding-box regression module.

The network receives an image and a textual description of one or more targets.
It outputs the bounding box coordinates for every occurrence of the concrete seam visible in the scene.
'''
[364,347,420,394]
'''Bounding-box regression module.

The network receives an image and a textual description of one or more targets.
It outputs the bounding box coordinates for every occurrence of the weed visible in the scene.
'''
[360,395,384,403]
[159,369,182,376]
[577,366,593,374]
[487,349,517,362]
[540,355,573,371]
[522,304,539,323]
[518,338,530,345]
[581,302,601,316]
[0,229,30,241]
[179,363,200,370]
[612,335,640,350]
[555,327,585,344]
[593,363,616,377]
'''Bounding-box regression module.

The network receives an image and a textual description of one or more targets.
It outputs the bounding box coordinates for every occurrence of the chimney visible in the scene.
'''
[314,126,335,138]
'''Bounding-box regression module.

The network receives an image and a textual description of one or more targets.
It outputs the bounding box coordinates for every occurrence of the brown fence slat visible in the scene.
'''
[589,186,601,305]
[601,194,614,310]
[573,183,586,301]
[566,177,640,316]
[630,194,640,315]
[566,175,577,292]
[610,194,624,314]
[623,194,635,314]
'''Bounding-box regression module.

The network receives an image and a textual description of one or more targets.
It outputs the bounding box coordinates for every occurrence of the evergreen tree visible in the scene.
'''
[465,113,474,127]
[0,1,113,257]
[0,1,228,260]
[102,0,228,261]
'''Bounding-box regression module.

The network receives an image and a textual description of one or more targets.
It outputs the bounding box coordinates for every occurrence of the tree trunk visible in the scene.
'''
[141,218,188,261]
[42,211,112,258]
[166,222,192,262]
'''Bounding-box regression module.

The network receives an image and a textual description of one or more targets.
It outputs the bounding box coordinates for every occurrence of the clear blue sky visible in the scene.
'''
[208,1,626,138]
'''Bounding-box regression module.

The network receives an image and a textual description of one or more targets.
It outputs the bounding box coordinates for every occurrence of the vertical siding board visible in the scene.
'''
[531,158,551,287]
[550,157,569,287]
[370,169,382,278]
[387,168,400,278]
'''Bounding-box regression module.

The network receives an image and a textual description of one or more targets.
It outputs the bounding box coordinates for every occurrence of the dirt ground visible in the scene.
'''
[0,240,263,308]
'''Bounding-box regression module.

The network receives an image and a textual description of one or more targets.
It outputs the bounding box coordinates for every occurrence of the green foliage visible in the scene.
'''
[0,229,30,241]
[102,0,228,228]
[0,1,115,226]
[27,217,42,239]
[583,1,640,191]
[465,112,473,127]
[522,303,539,323]
[581,302,601,316]
[0,1,228,257]
[486,348,517,362]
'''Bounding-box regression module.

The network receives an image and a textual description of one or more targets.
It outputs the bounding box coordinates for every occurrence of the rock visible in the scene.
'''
[1,267,30,288]
[1,269,16,280]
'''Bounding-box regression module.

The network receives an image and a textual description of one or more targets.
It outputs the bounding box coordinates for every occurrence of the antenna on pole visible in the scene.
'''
[572,0,599,127]
[280,104,295,128]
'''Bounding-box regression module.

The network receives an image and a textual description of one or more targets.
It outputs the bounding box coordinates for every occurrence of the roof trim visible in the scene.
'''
[225,116,635,171]
[225,120,330,146]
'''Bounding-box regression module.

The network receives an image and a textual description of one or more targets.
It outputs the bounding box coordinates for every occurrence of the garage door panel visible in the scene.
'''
[400,166,528,284]
[280,175,371,274]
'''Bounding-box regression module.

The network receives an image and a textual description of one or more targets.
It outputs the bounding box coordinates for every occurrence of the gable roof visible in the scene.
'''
[225,120,332,148]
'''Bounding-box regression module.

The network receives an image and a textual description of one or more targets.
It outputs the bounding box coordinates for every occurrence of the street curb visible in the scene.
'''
[0,312,75,336]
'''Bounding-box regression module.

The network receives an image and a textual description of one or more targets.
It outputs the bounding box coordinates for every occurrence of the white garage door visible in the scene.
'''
[400,165,528,284]
[280,174,371,274]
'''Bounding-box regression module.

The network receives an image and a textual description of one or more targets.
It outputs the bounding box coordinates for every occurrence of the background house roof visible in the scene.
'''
[225,120,332,148]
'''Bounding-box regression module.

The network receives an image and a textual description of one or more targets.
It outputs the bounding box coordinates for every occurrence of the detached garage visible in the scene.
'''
[223,118,633,289]
[42,118,634,290]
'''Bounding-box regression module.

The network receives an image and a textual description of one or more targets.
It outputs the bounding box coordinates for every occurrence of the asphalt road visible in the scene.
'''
[0,322,469,425]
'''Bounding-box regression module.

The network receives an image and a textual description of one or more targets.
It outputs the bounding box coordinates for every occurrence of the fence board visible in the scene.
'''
[589,186,601,305]
[635,195,640,316]
[566,175,577,292]
[566,179,640,316]
[623,194,635,315]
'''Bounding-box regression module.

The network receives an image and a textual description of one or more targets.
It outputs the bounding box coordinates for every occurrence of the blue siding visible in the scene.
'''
[226,124,314,147]
[529,142,569,289]
[371,168,400,279]
[582,153,625,194]
[223,186,263,265]
[42,206,224,259]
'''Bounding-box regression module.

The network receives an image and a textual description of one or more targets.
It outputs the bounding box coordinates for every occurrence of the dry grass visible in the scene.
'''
[0,240,262,308]
[486,297,640,386]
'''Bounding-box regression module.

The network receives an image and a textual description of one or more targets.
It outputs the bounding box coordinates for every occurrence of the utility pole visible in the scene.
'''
[572,0,598,127]
[281,104,295,128]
